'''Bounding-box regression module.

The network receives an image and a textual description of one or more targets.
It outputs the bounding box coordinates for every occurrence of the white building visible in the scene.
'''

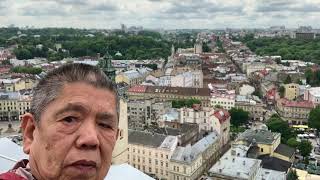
[239,84,255,96]
[210,109,231,147]
[304,86,320,105]
[209,86,235,110]
[208,147,286,180]
[178,106,214,132]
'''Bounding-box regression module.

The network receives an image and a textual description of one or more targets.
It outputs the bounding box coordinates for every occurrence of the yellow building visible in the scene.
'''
[285,83,299,100]
[112,99,129,165]
[0,92,31,121]
[1,78,38,92]
[235,129,281,156]
[273,144,295,163]
[128,130,178,180]
[293,168,320,180]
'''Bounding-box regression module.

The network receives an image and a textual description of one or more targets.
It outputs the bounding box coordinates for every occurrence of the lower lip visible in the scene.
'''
[69,165,96,173]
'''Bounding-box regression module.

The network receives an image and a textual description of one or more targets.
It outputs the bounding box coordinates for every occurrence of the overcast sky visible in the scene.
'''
[0,0,319,29]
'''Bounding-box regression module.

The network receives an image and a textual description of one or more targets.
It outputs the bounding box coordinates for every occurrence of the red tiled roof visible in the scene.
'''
[127,85,147,93]
[212,109,230,124]
[280,98,314,108]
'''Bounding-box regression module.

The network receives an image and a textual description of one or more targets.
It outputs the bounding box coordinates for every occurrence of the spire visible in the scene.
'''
[99,51,116,82]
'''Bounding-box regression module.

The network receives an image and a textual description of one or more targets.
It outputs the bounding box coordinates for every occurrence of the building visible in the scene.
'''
[235,95,267,121]
[208,153,286,180]
[273,144,295,163]
[169,132,220,180]
[276,98,315,125]
[208,141,287,180]
[158,71,203,88]
[128,130,178,179]
[178,105,214,132]
[304,86,320,105]
[295,32,315,40]
[127,85,211,107]
[99,52,116,81]
[116,68,151,86]
[210,87,235,110]
[0,78,37,92]
[234,129,281,157]
[210,109,230,147]
[284,83,300,100]
[209,153,261,179]
[0,92,32,121]
[127,99,171,129]
[112,99,129,165]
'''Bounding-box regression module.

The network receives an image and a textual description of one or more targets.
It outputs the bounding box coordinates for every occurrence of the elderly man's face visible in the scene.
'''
[22,82,119,180]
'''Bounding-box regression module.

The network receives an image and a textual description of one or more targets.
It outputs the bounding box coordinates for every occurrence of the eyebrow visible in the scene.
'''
[96,112,117,123]
[54,103,88,117]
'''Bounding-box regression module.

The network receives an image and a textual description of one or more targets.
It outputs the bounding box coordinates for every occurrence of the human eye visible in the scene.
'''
[98,122,114,130]
[62,116,78,124]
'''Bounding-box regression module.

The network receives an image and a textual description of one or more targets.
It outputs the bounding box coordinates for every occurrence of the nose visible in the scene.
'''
[75,120,99,150]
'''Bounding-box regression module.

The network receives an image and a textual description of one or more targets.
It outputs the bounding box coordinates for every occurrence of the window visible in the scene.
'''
[261,148,264,152]
[149,167,152,172]
[149,158,151,164]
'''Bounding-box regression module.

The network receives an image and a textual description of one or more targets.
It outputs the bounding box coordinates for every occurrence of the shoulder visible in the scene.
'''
[0,172,26,180]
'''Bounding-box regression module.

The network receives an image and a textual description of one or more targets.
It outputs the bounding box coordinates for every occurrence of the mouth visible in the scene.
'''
[68,160,97,172]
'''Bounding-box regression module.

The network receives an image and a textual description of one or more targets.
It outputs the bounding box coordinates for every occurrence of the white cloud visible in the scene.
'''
[0,0,319,29]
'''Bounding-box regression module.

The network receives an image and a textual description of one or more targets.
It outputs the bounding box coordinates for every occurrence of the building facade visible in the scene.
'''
[0,92,31,121]
[169,132,220,180]
[276,98,314,125]
[285,83,299,100]
[304,86,320,105]
[128,130,178,179]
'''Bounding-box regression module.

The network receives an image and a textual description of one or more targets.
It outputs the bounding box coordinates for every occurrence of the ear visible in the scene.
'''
[21,113,37,154]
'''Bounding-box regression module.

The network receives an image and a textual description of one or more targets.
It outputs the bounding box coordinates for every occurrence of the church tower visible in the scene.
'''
[99,52,116,82]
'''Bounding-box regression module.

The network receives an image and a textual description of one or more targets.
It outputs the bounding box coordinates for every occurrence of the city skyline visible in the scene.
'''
[0,0,320,29]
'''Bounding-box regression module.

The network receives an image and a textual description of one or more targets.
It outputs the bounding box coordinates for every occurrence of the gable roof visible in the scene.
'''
[274,144,295,158]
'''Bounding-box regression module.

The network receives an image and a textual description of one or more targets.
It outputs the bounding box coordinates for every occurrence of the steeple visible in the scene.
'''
[99,51,116,82]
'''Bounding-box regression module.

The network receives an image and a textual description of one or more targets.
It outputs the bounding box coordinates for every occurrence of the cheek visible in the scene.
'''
[34,130,75,176]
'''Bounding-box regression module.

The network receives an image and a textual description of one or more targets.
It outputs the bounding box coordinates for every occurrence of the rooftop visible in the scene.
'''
[274,144,295,158]
[279,98,314,108]
[308,87,320,97]
[256,168,286,180]
[128,130,167,148]
[128,85,211,97]
[236,129,280,145]
[258,155,292,172]
[209,154,261,179]
[171,131,219,164]
[212,109,230,124]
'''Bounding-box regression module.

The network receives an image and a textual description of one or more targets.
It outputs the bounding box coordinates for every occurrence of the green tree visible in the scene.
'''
[144,64,158,70]
[298,140,312,159]
[284,75,292,84]
[287,137,299,148]
[287,169,298,180]
[229,108,249,127]
[267,116,296,143]
[305,68,314,84]
[279,86,285,98]
[11,66,43,74]
[308,106,320,132]
[203,43,211,52]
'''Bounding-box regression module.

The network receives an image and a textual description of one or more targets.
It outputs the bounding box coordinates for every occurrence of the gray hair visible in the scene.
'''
[30,63,119,123]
